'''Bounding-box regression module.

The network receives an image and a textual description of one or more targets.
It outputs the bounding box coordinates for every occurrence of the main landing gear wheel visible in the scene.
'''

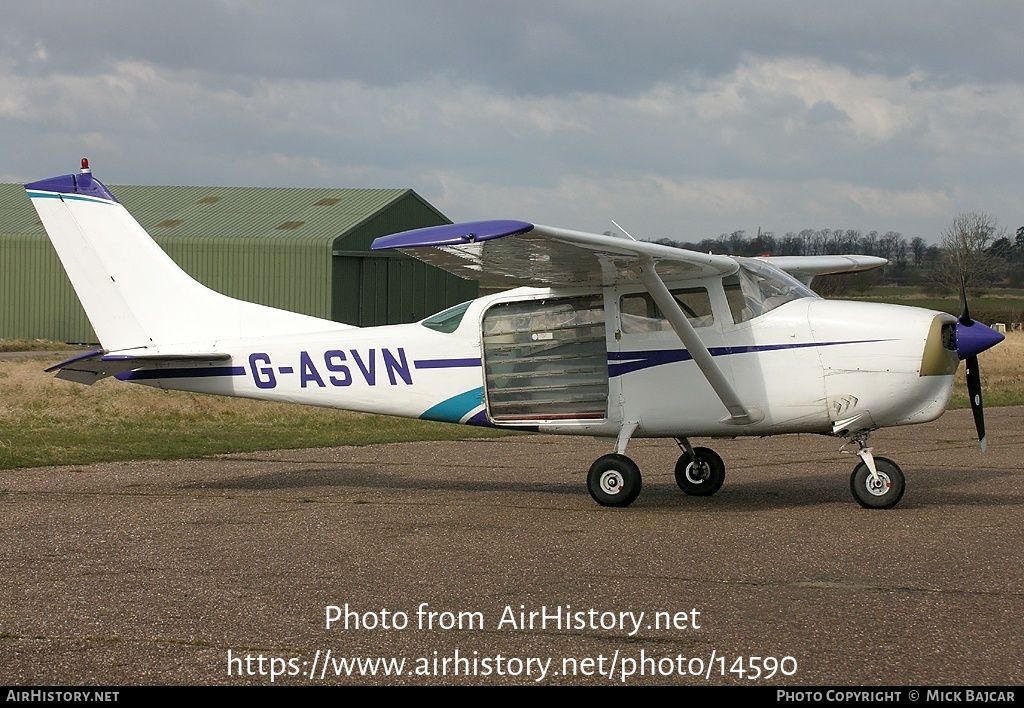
[849,457,905,509]
[675,447,725,496]
[587,454,642,507]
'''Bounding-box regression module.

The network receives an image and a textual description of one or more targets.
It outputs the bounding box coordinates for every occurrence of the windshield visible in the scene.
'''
[723,259,817,323]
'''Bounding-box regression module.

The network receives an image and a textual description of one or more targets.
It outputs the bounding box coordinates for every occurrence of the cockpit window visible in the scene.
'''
[724,259,817,324]
[421,300,472,333]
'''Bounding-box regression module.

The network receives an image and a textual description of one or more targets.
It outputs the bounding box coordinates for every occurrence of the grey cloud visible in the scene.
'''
[5,1,1024,93]
[3,1,1023,244]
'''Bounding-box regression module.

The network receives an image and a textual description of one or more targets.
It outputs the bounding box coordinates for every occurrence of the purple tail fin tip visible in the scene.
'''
[25,160,119,204]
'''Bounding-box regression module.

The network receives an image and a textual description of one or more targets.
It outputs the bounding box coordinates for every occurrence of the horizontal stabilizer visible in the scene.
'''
[47,350,231,385]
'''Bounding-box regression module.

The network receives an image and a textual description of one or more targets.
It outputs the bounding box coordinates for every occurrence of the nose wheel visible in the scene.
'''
[849,456,905,509]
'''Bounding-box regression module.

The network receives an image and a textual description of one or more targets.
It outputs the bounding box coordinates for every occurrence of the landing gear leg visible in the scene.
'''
[844,433,905,509]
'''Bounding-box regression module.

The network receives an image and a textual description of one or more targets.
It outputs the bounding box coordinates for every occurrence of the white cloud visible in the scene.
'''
[3,30,1024,243]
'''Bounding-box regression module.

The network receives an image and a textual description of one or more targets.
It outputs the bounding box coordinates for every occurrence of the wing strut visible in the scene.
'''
[639,258,763,425]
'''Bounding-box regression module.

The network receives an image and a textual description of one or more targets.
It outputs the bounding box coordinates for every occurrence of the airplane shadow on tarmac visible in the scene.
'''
[177,463,1020,511]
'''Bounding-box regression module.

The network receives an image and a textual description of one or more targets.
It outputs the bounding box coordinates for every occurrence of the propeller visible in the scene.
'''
[954,277,1005,451]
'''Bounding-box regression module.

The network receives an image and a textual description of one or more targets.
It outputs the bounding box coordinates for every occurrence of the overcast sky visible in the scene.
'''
[4,1,1023,244]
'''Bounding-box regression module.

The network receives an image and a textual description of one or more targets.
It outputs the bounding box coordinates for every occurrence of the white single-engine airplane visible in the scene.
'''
[26,160,1004,509]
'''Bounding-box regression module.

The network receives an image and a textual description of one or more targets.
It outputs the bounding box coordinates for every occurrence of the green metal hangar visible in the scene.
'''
[0,183,477,343]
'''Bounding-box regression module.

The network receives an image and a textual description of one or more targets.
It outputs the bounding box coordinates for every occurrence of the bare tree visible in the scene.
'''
[910,236,927,266]
[935,211,1003,296]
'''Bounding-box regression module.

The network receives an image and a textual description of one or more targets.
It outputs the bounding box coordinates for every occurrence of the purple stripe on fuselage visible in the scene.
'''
[413,358,482,369]
[609,340,887,377]
[465,410,493,427]
[116,366,246,381]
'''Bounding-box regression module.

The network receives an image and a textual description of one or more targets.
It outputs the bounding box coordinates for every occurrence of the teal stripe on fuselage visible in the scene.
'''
[419,387,484,423]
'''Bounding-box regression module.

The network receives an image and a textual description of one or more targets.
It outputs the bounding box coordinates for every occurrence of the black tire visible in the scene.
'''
[850,457,905,509]
[587,454,642,507]
[675,447,725,496]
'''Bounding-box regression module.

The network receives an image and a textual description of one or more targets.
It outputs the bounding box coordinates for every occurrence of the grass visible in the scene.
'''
[1,331,1020,470]
[951,330,1024,408]
[0,354,508,470]
[863,286,1024,299]
[0,338,79,353]
[843,287,1024,325]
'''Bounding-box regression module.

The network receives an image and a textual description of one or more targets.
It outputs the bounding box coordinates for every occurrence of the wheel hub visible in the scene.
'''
[864,471,892,497]
[598,470,623,495]
[685,462,708,485]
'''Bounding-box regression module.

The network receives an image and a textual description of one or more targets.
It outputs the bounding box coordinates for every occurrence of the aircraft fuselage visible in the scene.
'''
[128,283,956,442]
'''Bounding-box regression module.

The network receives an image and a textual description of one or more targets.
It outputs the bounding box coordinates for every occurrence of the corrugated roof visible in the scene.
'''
[113,184,424,249]
[0,183,447,247]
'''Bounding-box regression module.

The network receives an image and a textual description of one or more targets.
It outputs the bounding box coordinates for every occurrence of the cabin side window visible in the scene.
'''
[619,287,713,333]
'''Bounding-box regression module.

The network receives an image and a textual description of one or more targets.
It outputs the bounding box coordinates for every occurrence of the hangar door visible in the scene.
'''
[332,253,477,326]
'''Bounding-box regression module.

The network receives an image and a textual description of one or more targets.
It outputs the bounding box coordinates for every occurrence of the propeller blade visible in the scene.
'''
[954,280,1002,451]
[965,354,986,451]
[958,275,973,325]
[954,276,1004,362]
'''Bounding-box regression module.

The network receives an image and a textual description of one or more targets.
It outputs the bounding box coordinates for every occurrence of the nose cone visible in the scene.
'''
[955,320,1005,360]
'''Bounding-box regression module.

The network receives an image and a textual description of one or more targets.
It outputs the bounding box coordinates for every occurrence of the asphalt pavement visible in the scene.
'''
[1,407,1021,685]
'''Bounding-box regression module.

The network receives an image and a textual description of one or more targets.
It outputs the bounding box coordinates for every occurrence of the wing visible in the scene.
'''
[760,255,887,286]
[371,220,739,286]
[374,220,763,425]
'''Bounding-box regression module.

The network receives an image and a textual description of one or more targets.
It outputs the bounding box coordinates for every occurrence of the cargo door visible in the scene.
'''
[482,295,608,421]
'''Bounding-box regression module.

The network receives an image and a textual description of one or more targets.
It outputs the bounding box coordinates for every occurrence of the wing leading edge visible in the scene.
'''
[372,221,886,287]
[371,220,739,286]
[760,255,888,286]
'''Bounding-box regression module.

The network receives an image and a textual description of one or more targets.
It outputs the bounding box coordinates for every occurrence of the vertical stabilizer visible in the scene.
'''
[25,162,349,351]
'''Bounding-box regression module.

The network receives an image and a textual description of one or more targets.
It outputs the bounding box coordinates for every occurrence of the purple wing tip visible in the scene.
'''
[371,219,534,250]
[25,170,120,204]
